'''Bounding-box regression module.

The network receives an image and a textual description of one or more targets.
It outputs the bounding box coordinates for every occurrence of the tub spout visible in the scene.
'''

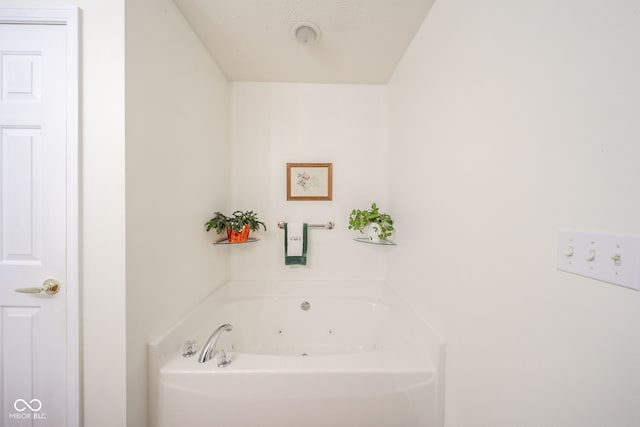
[198,323,233,364]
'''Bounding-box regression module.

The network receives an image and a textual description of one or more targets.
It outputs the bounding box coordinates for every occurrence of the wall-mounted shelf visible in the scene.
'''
[353,237,396,246]
[213,237,260,245]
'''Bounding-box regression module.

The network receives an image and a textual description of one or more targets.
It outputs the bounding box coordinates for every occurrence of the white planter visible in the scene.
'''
[364,223,382,242]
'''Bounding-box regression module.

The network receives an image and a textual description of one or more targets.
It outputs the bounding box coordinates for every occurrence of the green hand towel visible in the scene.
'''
[284,223,308,266]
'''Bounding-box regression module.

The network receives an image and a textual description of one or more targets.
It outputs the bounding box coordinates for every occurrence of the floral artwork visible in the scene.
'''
[287,163,332,201]
[297,171,311,190]
[296,171,322,192]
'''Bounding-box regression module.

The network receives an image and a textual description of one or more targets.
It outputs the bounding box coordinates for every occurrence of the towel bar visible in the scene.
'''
[277,221,334,230]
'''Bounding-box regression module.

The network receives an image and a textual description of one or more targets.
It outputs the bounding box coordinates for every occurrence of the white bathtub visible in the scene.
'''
[149,281,445,427]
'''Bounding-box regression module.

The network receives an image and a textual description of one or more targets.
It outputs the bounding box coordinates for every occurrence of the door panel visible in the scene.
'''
[0,23,67,427]
[1,53,42,101]
[2,128,42,264]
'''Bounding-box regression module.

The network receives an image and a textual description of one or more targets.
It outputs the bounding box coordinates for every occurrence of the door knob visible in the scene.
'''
[15,279,60,295]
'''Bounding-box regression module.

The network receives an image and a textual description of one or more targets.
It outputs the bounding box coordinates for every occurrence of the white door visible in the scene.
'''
[0,16,76,427]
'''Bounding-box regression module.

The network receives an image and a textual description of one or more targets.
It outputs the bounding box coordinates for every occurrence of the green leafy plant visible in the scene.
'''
[205,210,267,233]
[348,203,394,240]
[205,212,229,234]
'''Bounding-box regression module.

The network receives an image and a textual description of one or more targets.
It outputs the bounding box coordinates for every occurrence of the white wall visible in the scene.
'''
[124,0,230,426]
[80,4,127,425]
[1,1,128,425]
[228,83,390,281]
[388,0,640,426]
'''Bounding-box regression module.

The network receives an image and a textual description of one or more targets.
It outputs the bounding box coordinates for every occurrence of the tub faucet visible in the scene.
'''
[198,323,233,366]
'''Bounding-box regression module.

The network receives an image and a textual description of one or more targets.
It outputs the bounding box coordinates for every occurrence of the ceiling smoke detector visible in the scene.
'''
[293,22,321,45]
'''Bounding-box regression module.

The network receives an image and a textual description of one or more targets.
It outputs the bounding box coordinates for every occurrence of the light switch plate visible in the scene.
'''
[557,229,640,291]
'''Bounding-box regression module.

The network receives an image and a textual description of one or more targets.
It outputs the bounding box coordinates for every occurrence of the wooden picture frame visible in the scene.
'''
[286,163,333,201]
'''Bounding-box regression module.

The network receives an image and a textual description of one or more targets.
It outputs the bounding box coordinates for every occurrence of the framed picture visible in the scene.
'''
[287,163,333,201]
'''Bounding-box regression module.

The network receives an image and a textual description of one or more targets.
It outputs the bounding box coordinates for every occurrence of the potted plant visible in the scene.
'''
[205,210,266,243]
[348,203,394,242]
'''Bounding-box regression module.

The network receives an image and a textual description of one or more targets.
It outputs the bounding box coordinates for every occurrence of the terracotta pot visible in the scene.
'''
[227,224,250,243]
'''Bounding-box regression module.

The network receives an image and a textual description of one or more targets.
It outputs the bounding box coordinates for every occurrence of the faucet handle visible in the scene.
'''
[182,340,198,358]
[216,348,232,368]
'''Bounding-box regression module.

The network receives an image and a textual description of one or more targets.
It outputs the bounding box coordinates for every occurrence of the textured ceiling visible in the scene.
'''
[172,0,435,84]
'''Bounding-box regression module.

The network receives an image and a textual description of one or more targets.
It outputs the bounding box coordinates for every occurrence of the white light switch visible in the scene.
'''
[557,229,640,291]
